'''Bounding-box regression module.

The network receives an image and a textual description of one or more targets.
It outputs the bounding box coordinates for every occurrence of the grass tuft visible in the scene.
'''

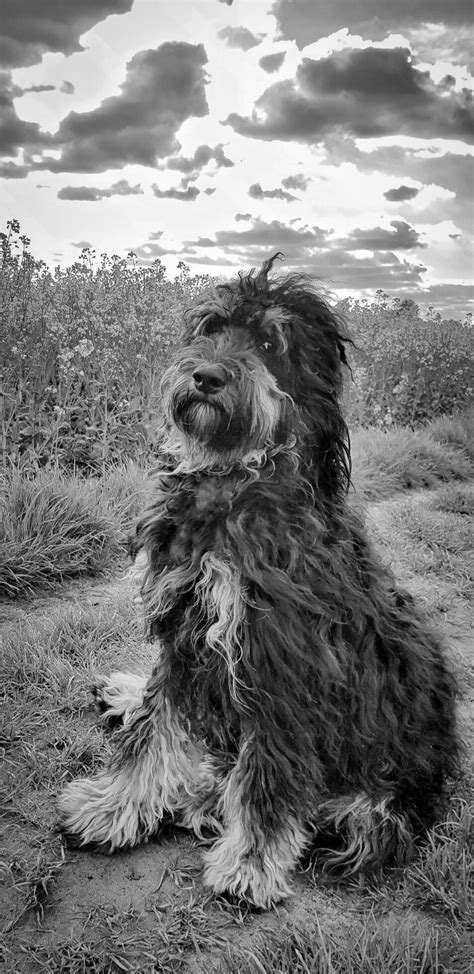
[351,413,473,501]
[214,913,465,974]
[398,799,473,921]
[0,468,124,598]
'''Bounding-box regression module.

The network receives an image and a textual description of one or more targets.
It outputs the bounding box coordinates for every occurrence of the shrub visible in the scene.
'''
[1,220,209,470]
[340,292,472,427]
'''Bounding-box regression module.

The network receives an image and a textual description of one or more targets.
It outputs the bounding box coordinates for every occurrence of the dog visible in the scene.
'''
[58,253,459,909]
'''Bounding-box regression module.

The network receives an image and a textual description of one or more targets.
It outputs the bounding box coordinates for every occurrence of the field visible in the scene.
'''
[1,413,473,974]
[1,225,473,971]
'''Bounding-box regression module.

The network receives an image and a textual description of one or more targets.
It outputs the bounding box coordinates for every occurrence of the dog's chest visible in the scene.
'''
[165,477,236,567]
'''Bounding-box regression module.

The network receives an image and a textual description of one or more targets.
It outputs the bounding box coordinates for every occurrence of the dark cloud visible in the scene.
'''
[0,70,53,156]
[323,139,473,235]
[0,159,29,178]
[217,27,263,51]
[17,84,56,96]
[404,282,473,318]
[343,221,425,250]
[128,238,185,263]
[218,0,234,6]
[185,218,330,255]
[182,216,431,293]
[225,47,474,143]
[248,181,297,202]
[37,43,209,173]
[204,187,216,195]
[163,143,233,174]
[272,0,473,47]
[0,0,133,68]
[384,185,420,202]
[58,179,143,201]
[60,81,75,95]
[72,240,93,249]
[152,183,200,201]
[259,52,286,74]
[282,173,309,191]
[235,213,252,221]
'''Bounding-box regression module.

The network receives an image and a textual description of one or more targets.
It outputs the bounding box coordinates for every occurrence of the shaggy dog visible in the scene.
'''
[59,254,459,909]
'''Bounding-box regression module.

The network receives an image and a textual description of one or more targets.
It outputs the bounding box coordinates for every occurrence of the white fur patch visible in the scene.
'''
[93,671,148,724]
[194,554,247,703]
[203,767,308,908]
[59,697,220,849]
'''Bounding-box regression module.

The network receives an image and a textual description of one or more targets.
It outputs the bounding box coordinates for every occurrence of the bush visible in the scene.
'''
[1,220,209,470]
[340,292,472,427]
[0,466,124,597]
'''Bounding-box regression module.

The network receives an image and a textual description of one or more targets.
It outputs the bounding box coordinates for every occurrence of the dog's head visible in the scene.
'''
[160,254,351,491]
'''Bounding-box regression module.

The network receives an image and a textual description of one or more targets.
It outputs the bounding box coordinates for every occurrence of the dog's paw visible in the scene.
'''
[202,837,292,909]
[91,671,147,725]
[58,770,163,852]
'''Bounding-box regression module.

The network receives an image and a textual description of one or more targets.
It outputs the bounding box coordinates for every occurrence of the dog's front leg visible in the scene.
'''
[58,683,211,852]
[202,735,309,909]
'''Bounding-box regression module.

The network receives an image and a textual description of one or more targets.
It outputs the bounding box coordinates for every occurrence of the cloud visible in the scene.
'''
[225,47,474,143]
[162,143,234,174]
[384,185,421,202]
[204,187,216,195]
[0,0,134,68]
[217,27,263,51]
[185,217,331,255]
[282,173,310,191]
[60,81,75,95]
[128,239,182,263]
[182,216,431,293]
[37,43,209,173]
[412,282,473,317]
[272,0,473,47]
[235,212,252,221]
[58,179,143,201]
[342,220,425,250]
[72,240,93,249]
[152,183,200,201]
[248,182,297,201]
[322,138,474,235]
[259,52,286,74]
[16,84,56,97]
[0,159,30,178]
[0,70,53,156]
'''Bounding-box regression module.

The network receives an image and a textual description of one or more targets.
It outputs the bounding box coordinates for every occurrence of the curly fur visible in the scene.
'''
[58,253,459,908]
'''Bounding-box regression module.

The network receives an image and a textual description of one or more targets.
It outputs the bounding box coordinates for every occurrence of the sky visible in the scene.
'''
[1,0,473,318]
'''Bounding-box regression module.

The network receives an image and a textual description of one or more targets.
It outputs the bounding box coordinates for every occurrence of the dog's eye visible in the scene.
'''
[259,340,274,353]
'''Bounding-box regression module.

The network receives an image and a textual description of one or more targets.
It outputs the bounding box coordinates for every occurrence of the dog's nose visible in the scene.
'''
[193,364,228,394]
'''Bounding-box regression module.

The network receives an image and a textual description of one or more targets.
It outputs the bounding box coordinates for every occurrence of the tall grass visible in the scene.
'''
[350,409,473,500]
[0,463,152,597]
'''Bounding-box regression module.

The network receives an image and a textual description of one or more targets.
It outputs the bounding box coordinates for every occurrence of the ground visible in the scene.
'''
[0,481,472,974]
